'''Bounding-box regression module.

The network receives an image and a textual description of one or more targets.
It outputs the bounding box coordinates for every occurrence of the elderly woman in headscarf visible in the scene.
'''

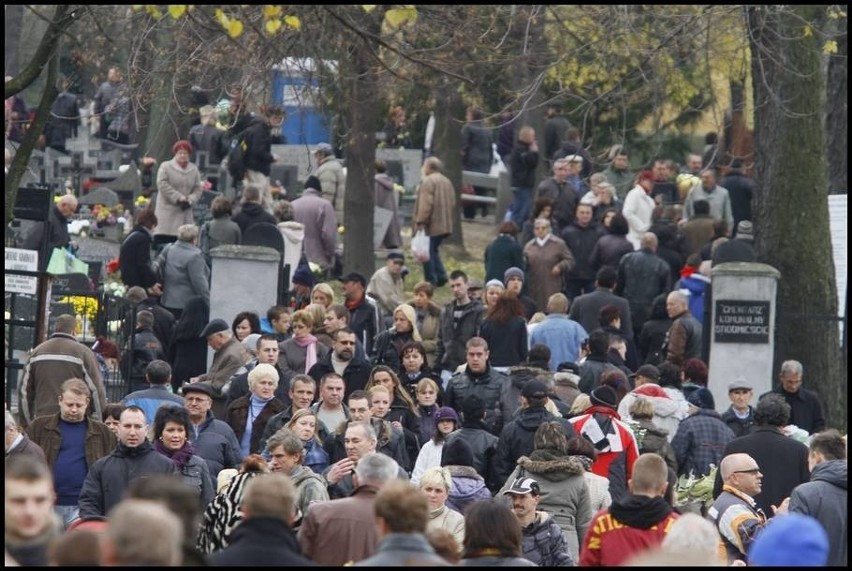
[371,303,422,372]
[154,139,203,249]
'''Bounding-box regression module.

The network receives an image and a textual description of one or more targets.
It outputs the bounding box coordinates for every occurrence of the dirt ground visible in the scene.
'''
[400,216,499,306]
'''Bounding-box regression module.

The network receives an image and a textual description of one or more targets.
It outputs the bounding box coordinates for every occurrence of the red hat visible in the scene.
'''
[172,140,193,155]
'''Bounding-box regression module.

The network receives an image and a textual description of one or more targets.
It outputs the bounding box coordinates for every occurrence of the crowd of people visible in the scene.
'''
[6,94,846,567]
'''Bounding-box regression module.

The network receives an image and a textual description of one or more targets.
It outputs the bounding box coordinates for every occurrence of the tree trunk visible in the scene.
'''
[340,8,382,277]
[141,19,182,164]
[825,14,847,194]
[748,5,846,430]
[4,5,69,226]
[433,80,466,248]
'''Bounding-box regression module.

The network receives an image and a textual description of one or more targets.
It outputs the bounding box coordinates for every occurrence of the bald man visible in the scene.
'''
[707,453,768,564]
[21,194,78,259]
[663,290,702,367]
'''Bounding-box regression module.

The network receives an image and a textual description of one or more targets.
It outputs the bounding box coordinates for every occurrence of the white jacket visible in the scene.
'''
[622,185,655,250]
[411,439,444,485]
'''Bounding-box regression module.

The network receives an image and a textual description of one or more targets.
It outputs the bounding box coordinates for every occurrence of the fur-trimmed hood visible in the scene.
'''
[517,451,587,482]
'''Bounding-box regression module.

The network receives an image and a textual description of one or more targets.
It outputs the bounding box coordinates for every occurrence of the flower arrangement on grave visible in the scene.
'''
[134,195,151,211]
[59,295,99,337]
[59,295,99,320]
[103,257,127,298]
[92,204,125,228]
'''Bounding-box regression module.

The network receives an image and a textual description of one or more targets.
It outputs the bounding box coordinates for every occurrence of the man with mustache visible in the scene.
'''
[308,327,371,401]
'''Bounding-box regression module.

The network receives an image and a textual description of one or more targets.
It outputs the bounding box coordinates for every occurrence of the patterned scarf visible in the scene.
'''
[154,439,197,471]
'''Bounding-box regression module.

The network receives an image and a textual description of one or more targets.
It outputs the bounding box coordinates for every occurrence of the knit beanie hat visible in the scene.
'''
[440,437,474,467]
[590,385,618,409]
[503,267,524,284]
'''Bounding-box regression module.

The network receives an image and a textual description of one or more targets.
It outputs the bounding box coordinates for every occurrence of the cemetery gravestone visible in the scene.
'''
[193,190,220,227]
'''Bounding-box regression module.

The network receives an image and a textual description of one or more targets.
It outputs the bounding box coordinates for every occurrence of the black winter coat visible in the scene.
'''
[308,353,372,403]
[208,516,315,566]
[494,406,575,484]
[712,426,810,518]
[445,422,499,492]
[588,233,633,273]
[119,226,158,289]
[231,202,277,235]
[242,116,275,176]
[562,222,605,281]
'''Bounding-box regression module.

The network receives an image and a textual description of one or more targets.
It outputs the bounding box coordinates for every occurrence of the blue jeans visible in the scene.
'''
[510,187,533,228]
[55,505,80,530]
[422,234,447,286]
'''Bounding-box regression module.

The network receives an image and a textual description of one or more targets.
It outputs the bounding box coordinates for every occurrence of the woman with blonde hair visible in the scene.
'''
[366,365,422,467]
[304,302,334,348]
[278,309,329,377]
[309,283,335,309]
[483,279,505,312]
[414,376,442,446]
[284,408,329,474]
[371,303,422,372]
[225,364,286,456]
[420,466,465,549]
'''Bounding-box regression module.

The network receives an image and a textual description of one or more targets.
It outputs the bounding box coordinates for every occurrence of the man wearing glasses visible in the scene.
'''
[707,453,768,564]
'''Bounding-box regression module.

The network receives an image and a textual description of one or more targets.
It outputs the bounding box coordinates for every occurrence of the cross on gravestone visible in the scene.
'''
[65,137,93,154]
[97,150,121,172]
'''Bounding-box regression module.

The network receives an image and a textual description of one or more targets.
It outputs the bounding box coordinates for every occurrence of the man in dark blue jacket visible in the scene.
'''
[78,406,176,519]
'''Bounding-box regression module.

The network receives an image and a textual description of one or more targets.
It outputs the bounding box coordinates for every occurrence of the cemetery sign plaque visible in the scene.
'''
[714,300,770,344]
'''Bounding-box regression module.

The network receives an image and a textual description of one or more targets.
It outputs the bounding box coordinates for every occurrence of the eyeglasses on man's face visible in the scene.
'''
[734,468,761,475]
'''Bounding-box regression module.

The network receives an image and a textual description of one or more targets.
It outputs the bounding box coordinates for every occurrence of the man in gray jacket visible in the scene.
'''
[154,224,210,320]
[780,429,847,566]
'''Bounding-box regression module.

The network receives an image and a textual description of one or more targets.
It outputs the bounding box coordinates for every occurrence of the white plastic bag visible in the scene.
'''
[411,229,431,263]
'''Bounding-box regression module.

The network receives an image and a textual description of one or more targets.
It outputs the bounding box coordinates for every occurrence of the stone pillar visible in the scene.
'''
[496,170,512,223]
[208,245,281,366]
[708,262,781,412]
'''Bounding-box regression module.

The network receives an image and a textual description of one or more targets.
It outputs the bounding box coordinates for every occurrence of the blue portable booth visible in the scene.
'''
[271,58,333,145]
